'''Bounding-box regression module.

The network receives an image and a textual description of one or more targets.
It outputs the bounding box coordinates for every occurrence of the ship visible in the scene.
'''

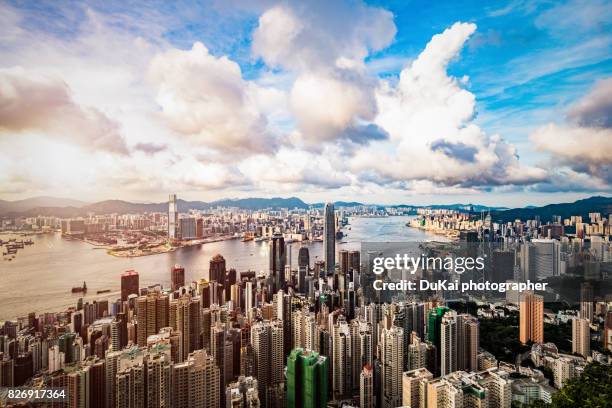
[96,289,111,294]
[72,281,87,293]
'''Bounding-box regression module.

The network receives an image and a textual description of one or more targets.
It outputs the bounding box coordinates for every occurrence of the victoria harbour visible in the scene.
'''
[0,216,443,319]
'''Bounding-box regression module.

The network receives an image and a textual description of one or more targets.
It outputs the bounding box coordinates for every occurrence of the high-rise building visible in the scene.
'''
[605,310,612,352]
[402,367,433,408]
[440,311,458,376]
[121,270,139,302]
[286,348,328,408]
[519,292,544,344]
[572,317,590,358]
[457,314,479,372]
[427,306,450,376]
[380,325,403,408]
[173,296,201,361]
[136,292,169,347]
[269,233,286,294]
[168,194,178,240]
[171,264,185,291]
[298,247,309,294]
[359,365,374,408]
[210,254,227,285]
[323,203,335,277]
[226,376,260,408]
[250,319,284,400]
[172,349,220,408]
[331,316,352,399]
[580,282,594,323]
[179,217,196,240]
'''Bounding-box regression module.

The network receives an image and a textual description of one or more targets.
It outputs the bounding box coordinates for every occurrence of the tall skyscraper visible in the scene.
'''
[440,311,458,376]
[427,306,449,376]
[572,317,590,358]
[323,202,336,277]
[380,325,403,408]
[250,319,284,401]
[171,264,185,291]
[168,194,178,240]
[360,365,374,408]
[120,270,139,302]
[519,292,544,344]
[331,316,352,399]
[269,233,286,294]
[457,314,479,372]
[580,282,594,323]
[287,348,328,408]
[298,247,309,294]
[135,292,169,347]
[172,349,220,408]
[173,296,201,361]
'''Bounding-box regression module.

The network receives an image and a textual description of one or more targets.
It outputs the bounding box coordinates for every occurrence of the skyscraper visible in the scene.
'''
[380,325,403,408]
[171,264,185,291]
[519,292,544,344]
[135,292,169,347]
[360,365,374,408]
[168,194,178,240]
[572,317,590,358]
[457,314,479,372]
[402,367,433,408]
[269,233,286,294]
[250,319,284,401]
[286,348,328,408]
[323,202,336,277]
[440,311,457,376]
[580,282,594,323]
[120,270,139,302]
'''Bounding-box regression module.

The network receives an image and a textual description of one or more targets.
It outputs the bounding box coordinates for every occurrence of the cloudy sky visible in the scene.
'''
[0,0,610,206]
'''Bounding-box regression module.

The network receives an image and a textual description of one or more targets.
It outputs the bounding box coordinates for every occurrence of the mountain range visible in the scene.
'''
[0,195,610,222]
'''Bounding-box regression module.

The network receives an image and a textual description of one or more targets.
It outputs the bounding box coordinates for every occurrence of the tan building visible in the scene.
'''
[402,367,433,408]
[572,317,590,358]
[519,292,544,344]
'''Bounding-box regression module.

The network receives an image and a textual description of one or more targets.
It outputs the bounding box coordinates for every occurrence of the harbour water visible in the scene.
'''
[0,216,446,320]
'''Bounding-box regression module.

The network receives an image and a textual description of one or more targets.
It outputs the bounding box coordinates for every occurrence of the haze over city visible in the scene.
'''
[0,0,610,206]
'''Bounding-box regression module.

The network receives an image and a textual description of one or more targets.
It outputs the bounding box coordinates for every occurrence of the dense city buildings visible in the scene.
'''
[0,201,610,407]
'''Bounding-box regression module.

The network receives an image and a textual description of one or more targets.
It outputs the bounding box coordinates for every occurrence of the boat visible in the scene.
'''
[72,281,87,293]
[96,289,111,294]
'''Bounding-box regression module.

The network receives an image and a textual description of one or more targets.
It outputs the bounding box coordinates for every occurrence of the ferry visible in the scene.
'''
[71,281,87,293]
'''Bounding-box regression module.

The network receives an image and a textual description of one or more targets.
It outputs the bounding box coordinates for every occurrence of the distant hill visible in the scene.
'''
[1,195,609,219]
[0,196,87,213]
[490,196,612,223]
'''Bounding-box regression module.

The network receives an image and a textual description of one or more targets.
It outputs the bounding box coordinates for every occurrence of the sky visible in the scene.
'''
[0,0,610,207]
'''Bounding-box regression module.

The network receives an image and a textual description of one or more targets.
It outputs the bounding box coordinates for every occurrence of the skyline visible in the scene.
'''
[0,0,611,206]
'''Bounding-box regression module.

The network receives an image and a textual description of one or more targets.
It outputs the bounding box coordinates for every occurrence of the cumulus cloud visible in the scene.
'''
[252,1,396,146]
[149,42,276,154]
[351,22,547,188]
[0,67,128,155]
[566,78,612,128]
[530,78,612,189]
[133,142,167,155]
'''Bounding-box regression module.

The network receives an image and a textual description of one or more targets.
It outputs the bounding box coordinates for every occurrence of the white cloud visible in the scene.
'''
[0,67,129,155]
[351,22,547,188]
[149,42,277,154]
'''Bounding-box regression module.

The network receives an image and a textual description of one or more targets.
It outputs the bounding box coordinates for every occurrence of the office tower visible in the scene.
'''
[250,320,284,400]
[572,317,590,358]
[491,250,515,283]
[287,348,328,408]
[440,311,458,376]
[179,217,196,240]
[331,316,352,399]
[427,306,449,376]
[532,239,561,279]
[519,292,544,344]
[519,243,536,282]
[210,254,227,282]
[168,194,178,240]
[136,292,169,347]
[172,349,220,408]
[323,202,335,277]
[360,365,373,408]
[380,325,403,408]
[457,314,479,372]
[402,367,433,408]
[171,265,185,291]
[269,233,286,294]
[298,247,309,294]
[121,270,139,302]
[174,296,201,361]
[198,279,212,309]
[580,282,594,323]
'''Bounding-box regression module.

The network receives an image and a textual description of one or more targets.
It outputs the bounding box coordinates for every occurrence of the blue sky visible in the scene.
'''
[0,0,610,206]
